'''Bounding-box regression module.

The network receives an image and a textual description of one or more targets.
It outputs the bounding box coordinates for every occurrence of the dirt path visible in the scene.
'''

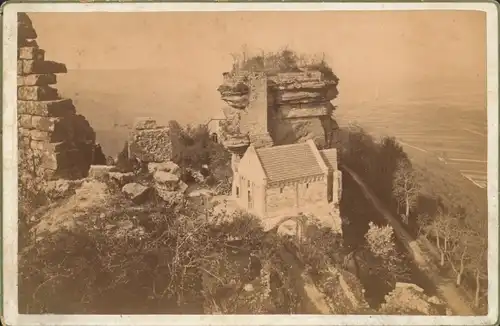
[278,247,334,314]
[342,165,476,316]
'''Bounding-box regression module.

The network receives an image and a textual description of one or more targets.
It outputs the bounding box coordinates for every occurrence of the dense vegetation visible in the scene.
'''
[167,121,233,194]
[337,123,488,311]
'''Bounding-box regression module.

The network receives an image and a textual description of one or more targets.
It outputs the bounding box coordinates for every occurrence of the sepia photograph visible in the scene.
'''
[2,2,498,326]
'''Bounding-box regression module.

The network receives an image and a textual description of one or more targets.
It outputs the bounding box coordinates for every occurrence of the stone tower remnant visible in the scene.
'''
[17,13,97,180]
[216,64,340,175]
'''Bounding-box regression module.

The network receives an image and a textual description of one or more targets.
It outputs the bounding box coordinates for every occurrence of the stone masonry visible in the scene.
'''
[128,118,172,163]
[17,13,96,180]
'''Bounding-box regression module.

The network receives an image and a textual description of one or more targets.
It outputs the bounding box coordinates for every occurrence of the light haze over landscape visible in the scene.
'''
[29,10,487,188]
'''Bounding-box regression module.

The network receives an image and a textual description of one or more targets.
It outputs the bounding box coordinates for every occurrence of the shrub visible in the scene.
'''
[231,47,339,82]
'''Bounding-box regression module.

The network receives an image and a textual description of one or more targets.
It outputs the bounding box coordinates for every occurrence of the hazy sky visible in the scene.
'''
[30,11,486,85]
[24,10,488,156]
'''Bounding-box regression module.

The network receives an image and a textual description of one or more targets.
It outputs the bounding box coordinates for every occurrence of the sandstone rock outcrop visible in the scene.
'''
[17,13,97,180]
[216,68,339,155]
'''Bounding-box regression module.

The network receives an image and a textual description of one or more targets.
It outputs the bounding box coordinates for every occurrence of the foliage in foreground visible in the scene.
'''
[168,120,232,195]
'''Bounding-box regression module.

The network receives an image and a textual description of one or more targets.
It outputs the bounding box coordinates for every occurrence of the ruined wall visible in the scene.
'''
[217,72,273,154]
[128,118,172,163]
[17,13,96,180]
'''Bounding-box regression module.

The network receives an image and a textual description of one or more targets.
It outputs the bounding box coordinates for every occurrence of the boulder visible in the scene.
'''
[148,161,180,175]
[153,171,180,191]
[122,183,151,204]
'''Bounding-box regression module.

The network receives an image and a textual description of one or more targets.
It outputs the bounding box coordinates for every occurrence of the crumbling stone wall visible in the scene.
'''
[218,72,274,152]
[128,118,172,163]
[17,13,96,180]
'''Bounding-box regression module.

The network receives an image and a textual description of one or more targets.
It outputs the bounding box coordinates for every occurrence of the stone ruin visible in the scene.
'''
[127,118,172,163]
[216,69,339,156]
[17,13,97,180]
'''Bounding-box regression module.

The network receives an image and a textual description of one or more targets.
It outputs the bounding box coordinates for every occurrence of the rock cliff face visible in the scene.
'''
[217,69,339,155]
[17,13,97,180]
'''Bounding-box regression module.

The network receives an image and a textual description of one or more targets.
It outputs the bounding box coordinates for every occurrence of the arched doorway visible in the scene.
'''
[210,132,218,143]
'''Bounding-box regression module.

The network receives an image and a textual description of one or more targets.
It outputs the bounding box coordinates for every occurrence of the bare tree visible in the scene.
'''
[428,211,459,267]
[467,226,488,308]
[392,158,420,224]
[447,225,474,286]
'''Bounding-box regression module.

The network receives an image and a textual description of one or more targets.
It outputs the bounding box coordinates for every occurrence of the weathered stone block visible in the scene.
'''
[19,60,67,75]
[42,149,76,171]
[88,165,115,179]
[17,99,75,117]
[19,128,52,142]
[18,74,57,86]
[128,127,172,163]
[30,140,71,153]
[153,171,180,191]
[122,183,151,204]
[18,85,59,101]
[109,172,135,187]
[18,47,45,60]
[18,114,76,143]
[147,161,180,175]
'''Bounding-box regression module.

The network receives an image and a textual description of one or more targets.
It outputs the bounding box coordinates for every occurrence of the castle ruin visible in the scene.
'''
[17,13,97,180]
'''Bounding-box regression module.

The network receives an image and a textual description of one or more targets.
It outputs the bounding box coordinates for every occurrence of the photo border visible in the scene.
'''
[2,2,499,325]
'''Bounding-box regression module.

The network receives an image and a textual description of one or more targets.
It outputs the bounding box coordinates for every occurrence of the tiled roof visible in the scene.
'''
[320,149,338,171]
[255,142,324,182]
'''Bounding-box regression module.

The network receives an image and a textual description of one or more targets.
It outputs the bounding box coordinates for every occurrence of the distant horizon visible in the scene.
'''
[28,10,487,168]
